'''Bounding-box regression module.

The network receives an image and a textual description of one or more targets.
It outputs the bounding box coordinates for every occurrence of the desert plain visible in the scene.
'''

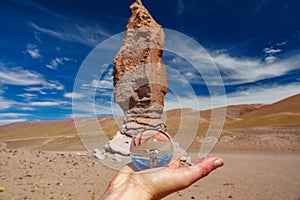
[0,94,300,199]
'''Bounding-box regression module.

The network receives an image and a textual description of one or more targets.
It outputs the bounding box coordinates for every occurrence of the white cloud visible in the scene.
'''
[276,41,287,46]
[0,62,65,93]
[39,91,47,95]
[24,80,64,94]
[0,113,30,125]
[29,101,66,107]
[212,53,300,85]
[46,57,74,70]
[264,55,277,64]
[69,113,94,119]
[20,107,36,111]
[34,32,42,43]
[164,30,299,86]
[17,93,37,101]
[91,79,113,89]
[43,80,64,90]
[262,46,282,64]
[164,83,300,111]
[64,92,84,99]
[0,113,31,118]
[72,99,122,118]
[0,96,15,110]
[30,21,110,47]
[27,49,41,59]
[69,30,299,118]
[0,119,27,125]
[24,87,44,92]
[264,48,281,54]
[0,63,44,86]
[71,69,116,118]
[26,44,41,59]
[79,72,114,100]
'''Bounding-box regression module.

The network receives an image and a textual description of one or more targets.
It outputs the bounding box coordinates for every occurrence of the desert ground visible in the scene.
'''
[0,94,300,199]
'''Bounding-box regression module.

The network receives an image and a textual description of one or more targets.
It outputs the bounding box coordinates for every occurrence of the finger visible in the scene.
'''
[133,134,151,146]
[149,157,224,199]
[153,132,169,142]
[183,157,224,185]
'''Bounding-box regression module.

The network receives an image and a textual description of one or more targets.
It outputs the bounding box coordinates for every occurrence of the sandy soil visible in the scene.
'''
[1,95,300,199]
[1,142,299,200]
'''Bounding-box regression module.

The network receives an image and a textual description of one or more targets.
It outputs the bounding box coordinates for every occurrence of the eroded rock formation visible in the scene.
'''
[113,0,168,137]
[95,0,191,165]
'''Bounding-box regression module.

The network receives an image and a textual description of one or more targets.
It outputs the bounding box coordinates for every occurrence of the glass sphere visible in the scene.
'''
[130,129,173,171]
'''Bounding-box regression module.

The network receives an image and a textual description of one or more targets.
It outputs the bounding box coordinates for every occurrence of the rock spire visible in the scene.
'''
[94,1,192,166]
[113,0,168,137]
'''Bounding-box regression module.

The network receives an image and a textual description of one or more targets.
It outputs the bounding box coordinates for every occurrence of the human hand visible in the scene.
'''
[101,156,224,200]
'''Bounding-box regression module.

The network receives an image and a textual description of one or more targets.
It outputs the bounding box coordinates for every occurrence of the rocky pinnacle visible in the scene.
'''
[113,0,168,137]
[95,1,192,165]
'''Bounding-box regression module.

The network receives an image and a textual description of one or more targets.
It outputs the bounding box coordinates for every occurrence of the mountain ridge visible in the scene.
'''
[0,94,299,152]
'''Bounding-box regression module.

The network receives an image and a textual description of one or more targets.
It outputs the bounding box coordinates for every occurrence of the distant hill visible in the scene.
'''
[0,94,299,152]
[242,94,300,118]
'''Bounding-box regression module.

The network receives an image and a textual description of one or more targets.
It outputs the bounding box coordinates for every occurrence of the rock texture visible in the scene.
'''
[96,0,191,165]
[113,0,168,137]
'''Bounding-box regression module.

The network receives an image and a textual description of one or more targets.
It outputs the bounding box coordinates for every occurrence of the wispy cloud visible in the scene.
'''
[264,55,277,64]
[177,0,185,16]
[90,79,113,89]
[165,51,300,86]
[0,113,31,118]
[0,63,44,86]
[15,0,64,19]
[34,32,42,43]
[80,67,114,98]
[263,45,283,64]
[264,48,281,54]
[0,96,15,110]
[26,44,42,59]
[29,21,110,47]
[71,99,122,118]
[17,93,38,101]
[64,92,84,99]
[24,87,46,93]
[225,83,300,106]
[0,62,65,94]
[164,30,299,86]
[165,83,300,110]
[212,52,300,85]
[0,119,27,125]
[20,107,36,111]
[29,101,67,107]
[72,67,120,117]
[0,112,31,126]
[46,57,74,70]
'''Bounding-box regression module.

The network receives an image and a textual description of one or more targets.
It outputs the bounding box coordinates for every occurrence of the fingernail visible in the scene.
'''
[214,159,224,168]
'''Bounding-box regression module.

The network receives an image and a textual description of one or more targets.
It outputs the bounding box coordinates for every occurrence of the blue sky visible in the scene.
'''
[0,0,300,125]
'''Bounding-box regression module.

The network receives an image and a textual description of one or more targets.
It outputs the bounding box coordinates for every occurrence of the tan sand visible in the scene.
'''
[1,95,299,199]
[1,143,299,200]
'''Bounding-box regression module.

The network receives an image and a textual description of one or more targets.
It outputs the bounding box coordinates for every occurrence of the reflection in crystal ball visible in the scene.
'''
[130,129,173,171]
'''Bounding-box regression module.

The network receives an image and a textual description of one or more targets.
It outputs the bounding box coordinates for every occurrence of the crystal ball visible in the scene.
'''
[130,129,173,171]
